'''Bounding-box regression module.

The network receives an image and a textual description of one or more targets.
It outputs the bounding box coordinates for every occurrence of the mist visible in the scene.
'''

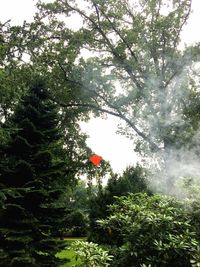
[144,61,200,199]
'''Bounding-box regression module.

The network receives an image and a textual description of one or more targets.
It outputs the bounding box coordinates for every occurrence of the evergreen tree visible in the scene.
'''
[0,79,72,266]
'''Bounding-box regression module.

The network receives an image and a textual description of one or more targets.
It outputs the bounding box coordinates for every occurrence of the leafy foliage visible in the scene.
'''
[98,193,200,267]
[70,240,113,267]
[31,0,200,156]
[64,209,89,237]
[88,165,150,244]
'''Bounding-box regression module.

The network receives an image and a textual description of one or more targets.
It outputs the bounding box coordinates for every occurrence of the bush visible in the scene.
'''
[88,165,151,244]
[70,240,113,267]
[98,193,200,267]
[64,209,88,237]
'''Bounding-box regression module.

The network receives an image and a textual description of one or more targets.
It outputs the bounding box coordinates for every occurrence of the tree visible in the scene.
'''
[0,78,74,266]
[31,0,200,155]
[67,180,90,210]
[0,20,93,180]
[23,0,199,192]
[106,165,150,198]
[1,0,200,187]
[0,20,29,122]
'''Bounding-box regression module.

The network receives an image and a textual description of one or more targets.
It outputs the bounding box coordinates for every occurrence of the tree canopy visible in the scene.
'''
[27,0,200,156]
[1,1,199,160]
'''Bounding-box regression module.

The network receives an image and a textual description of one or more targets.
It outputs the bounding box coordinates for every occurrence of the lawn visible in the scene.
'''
[57,237,86,267]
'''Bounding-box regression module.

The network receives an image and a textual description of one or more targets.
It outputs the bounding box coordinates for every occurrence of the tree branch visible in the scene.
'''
[57,61,160,151]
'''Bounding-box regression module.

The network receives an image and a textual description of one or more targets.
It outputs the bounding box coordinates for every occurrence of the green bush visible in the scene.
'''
[70,240,113,267]
[98,193,200,267]
[88,165,151,244]
[190,196,200,246]
[64,209,88,237]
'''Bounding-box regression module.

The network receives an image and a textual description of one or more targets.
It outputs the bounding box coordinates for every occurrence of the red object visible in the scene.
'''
[89,154,102,167]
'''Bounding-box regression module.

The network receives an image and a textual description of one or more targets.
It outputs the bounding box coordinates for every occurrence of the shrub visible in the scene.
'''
[88,165,151,244]
[98,193,200,267]
[70,240,113,267]
[65,209,88,237]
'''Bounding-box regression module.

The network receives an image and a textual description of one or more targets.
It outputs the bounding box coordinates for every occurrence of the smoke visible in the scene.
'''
[79,52,200,201]
[71,0,200,201]
[148,146,200,199]
[141,60,200,199]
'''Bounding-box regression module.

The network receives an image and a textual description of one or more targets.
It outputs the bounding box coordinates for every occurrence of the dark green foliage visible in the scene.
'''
[106,165,150,198]
[67,180,90,211]
[98,193,200,267]
[88,165,150,244]
[64,209,88,237]
[0,79,72,266]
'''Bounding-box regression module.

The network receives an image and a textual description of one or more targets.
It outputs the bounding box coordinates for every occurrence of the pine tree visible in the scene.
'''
[0,79,72,266]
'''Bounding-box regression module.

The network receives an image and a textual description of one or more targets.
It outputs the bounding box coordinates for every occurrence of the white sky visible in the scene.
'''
[0,0,200,173]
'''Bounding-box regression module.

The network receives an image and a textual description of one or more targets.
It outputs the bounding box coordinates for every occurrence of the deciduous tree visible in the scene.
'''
[32,0,200,157]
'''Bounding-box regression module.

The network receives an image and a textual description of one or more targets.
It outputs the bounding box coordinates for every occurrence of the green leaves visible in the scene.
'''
[1,0,197,164]
[28,0,198,162]
[98,193,200,267]
[70,240,113,267]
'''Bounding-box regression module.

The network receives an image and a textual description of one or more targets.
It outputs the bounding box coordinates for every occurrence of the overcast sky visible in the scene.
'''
[1,0,200,173]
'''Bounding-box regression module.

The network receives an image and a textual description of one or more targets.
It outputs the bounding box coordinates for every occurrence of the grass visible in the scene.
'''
[57,237,86,267]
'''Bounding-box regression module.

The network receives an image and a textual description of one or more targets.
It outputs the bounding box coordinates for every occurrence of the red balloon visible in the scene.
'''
[89,154,102,167]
